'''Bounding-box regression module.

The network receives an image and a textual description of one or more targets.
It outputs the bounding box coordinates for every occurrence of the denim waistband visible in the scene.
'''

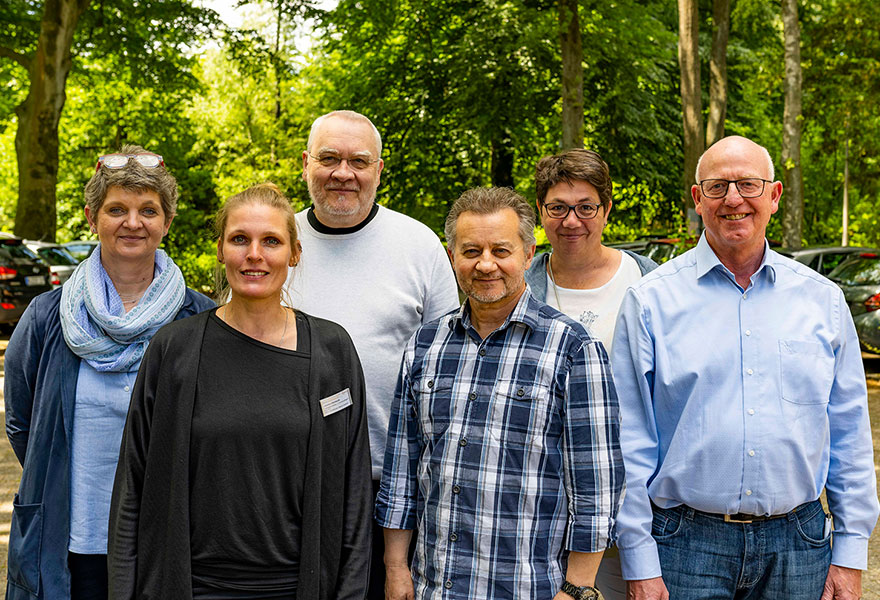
[654,499,822,524]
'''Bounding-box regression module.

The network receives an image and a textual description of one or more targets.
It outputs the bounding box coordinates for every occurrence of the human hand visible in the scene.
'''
[626,577,669,600]
[384,564,415,600]
[821,565,862,600]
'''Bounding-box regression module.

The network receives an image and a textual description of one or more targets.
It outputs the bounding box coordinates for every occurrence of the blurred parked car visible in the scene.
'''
[827,252,880,354]
[776,246,880,276]
[0,236,52,326]
[63,239,99,262]
[643,237,698,264]
[24,240,79,287]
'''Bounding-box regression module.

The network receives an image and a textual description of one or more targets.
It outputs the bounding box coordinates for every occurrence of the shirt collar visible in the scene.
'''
[449,285,539,334]
[695,233,777,284]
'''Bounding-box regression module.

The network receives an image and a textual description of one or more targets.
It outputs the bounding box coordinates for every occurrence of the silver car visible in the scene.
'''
[827,252,880,354]
[777,246,879,276]
[24,241,79,288]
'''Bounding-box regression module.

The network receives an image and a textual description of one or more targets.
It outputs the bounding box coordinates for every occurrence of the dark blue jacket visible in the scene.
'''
[4,287,214,599]
[524,249,658,302]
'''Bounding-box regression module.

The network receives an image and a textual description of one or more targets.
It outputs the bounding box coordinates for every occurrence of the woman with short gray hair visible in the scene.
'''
[4,145,214,600]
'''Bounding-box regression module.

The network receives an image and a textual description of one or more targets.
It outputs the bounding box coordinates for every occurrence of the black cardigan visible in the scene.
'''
[108,310,373,600]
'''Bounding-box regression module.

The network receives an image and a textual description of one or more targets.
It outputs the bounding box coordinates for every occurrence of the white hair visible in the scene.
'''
[695,137,775,182]
[306,110,383,157]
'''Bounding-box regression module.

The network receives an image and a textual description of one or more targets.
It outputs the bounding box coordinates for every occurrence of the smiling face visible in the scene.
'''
[448,208,535,308]
[302,116,384,227]
[693,136,782,261]
[85,186,172,268]
[539,179,609,258]
[217,203,300,303]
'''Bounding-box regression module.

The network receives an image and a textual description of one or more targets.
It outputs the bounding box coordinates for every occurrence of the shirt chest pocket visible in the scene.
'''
[778,339,835,405]
[413,376,454,441]
[486,379,554,449]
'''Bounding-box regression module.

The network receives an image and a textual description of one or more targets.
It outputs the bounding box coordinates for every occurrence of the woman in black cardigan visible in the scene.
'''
[108,183,373,600]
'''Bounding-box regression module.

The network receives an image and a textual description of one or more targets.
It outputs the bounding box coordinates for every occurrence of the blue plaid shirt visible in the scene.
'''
[376,289,624,599]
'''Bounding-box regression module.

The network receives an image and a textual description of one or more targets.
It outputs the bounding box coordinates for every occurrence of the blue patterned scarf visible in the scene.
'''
[60,245,186,372]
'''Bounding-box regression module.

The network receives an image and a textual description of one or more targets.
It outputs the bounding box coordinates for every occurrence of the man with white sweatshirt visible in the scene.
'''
[285,110,460,599]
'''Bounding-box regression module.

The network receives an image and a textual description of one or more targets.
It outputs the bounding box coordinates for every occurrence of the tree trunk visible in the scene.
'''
[13,0,92,242]
[678,0,703,232]
[842,135,849,246]
[781,0,804,249]
[491,136,514,188]
[559,0,584,149]
[706,0,730,147]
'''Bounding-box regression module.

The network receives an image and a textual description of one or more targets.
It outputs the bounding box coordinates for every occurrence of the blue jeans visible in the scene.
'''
[653,500,831,600]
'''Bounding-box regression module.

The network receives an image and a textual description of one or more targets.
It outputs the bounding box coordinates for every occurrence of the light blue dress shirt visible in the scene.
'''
[612,234,879,580]
[69,360,136,554]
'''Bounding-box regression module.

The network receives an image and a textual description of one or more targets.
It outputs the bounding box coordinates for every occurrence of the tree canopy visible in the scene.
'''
[0,0,877,291]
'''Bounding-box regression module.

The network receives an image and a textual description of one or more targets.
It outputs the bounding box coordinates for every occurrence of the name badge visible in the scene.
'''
[320,388,353,417]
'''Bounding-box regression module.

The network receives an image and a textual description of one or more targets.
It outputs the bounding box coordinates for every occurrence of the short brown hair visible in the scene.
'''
[534,149,612,208]
[445,187,536,249]
[213,182,298,303]
[84,144,178,222]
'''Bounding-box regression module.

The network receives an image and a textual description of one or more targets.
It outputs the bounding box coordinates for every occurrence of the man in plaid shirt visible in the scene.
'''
[375,187,624,600]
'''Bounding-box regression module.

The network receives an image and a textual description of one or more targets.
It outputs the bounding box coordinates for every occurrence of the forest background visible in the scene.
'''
[1,0,878,294]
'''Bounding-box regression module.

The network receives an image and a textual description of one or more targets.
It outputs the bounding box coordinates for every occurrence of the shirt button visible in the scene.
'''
[469,392,477,400]
[479,348,486,356]
[445,581,453,589]
[748,408,755,415]
[748,450,756,457]
[746,489,753,496]
[743,293,748,300]
[124,385,130,392]
[427,380,434,388]
[459,438,468,447]
[745,330,751,336]
[516,388,525,397]
[452,485,461,494]
[449,533,458,542]
[747,368,754,375]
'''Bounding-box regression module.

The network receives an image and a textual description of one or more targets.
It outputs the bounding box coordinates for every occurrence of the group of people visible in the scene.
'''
[3,109,877,600]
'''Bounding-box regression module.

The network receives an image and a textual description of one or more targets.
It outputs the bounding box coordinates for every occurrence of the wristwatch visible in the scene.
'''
[560,580,604,600]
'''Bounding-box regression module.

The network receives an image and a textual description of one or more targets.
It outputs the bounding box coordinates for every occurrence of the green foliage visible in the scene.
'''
[2,0,879,291]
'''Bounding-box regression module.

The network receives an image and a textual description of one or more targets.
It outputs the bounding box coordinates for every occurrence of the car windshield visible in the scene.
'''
[0,242,42,265]
[829,256,880,285]
[37,246,79,266]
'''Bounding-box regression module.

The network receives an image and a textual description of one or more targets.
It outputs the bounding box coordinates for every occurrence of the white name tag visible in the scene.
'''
[320,388,353,417]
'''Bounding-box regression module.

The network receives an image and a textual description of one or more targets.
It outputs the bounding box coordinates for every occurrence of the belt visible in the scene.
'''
[721,512,786,524]
[671,500,819,524]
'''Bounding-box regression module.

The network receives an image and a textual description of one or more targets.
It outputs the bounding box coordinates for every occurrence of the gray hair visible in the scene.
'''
[695,137,775,182]
[84,144,178,222]
[307,110,383,157]
[445,187,536,249]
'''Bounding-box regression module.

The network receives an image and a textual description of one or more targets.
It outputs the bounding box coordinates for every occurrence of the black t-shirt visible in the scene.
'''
[189,311,311,598]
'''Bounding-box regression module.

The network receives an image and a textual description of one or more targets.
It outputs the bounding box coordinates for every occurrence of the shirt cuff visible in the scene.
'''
[619,541,662,581]
[831,533,870,570]
[374,497,416,530]
[566,515,614,553]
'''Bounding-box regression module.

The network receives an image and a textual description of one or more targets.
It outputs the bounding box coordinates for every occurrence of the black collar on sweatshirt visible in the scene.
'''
[307,203,379,235]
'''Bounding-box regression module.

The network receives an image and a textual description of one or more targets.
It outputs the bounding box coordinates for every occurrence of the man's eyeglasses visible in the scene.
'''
[541,202,603,220]
[309,154,380,171]
[698,178,771,199]
[95,153,164,172]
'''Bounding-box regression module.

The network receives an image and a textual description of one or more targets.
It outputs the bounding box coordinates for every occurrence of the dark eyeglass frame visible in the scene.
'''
[308,153,380,171]
[541,201,603,220]
[95,153,164,172]
[698,178,772,199]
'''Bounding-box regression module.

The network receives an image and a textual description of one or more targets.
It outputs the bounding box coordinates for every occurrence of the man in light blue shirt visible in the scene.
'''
[613,135,879,600]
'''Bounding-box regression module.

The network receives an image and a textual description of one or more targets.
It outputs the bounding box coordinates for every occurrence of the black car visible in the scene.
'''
[0,237,52,326]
